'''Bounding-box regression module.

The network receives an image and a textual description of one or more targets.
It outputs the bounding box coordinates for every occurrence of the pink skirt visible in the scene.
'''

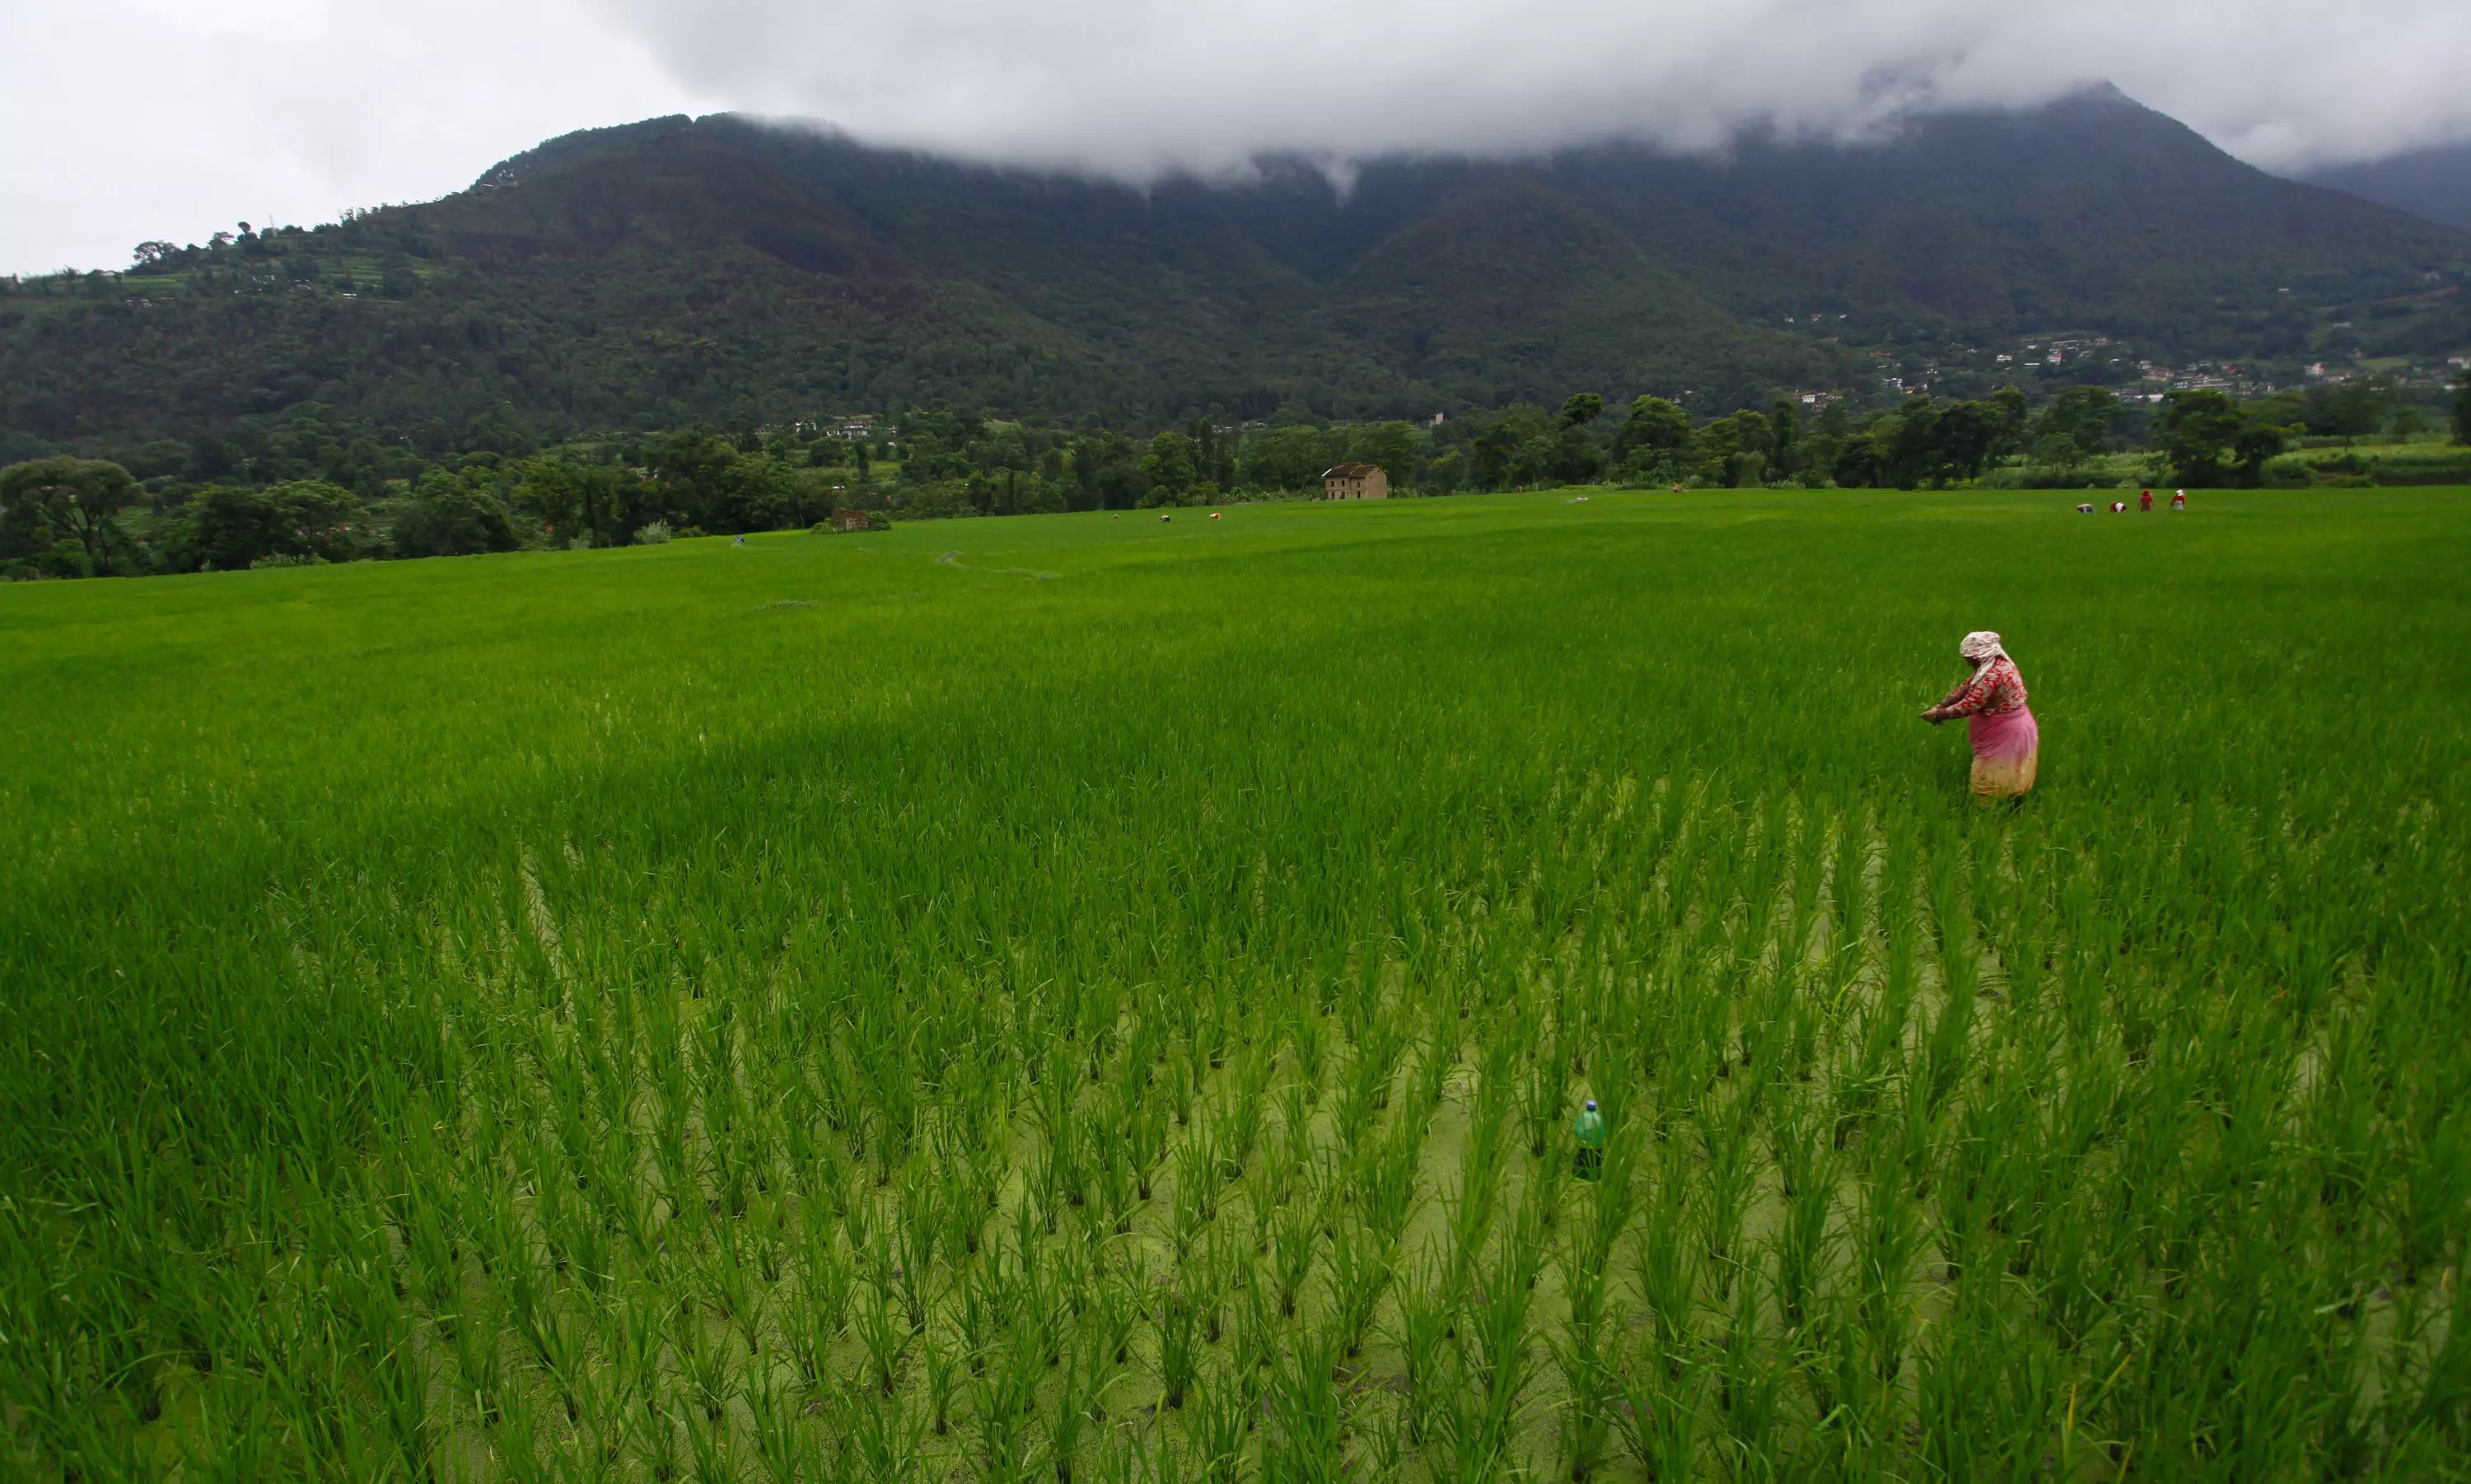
[1969,707,2039,800]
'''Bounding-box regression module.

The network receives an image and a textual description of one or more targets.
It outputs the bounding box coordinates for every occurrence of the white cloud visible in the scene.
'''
[2,0,712,274]
[8,0,2470,274]
[588,0,2471,180]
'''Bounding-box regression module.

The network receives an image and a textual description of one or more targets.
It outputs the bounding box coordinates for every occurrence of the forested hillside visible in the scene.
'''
[2305,141,2471,233]
[2,86,2465,465]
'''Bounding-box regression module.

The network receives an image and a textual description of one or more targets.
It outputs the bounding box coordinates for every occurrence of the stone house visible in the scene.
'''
[1323,463,1389,500]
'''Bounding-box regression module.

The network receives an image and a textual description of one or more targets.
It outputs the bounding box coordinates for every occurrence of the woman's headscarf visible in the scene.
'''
[1960,631,2006,668]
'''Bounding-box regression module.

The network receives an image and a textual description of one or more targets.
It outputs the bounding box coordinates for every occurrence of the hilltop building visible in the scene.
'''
[1323,464,1389,500]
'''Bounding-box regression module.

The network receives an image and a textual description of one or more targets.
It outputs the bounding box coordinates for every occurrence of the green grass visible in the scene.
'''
[5,488,2469,1481]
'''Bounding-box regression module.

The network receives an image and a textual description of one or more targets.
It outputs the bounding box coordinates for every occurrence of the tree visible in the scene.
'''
[1235,424,1338,493]
[0,457,140,576]
[2031,385,2116,470]
[1558,393,1605,427]
[1349,422,1421,487]
[1469,404,1552,489]
[2454,366,2471,446]
[1692,411,1773,488]
[1768,398,1801,478]
[1139,432,1198,504]
[1885,399,1941,488]
[1832,427,1889,488]
[1931,399,2003,482]
[2151,390,2249,488]
[1614,396,1691,469]
[393,471,518,557]
[1988,385,2030,461]
[188,482,358,570]
[2230,419,2296,487]
[1550,423,1605,485]
[512,459,587,543]
[2303,380,2392,440]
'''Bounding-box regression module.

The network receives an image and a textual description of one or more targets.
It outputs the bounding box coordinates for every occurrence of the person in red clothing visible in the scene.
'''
[2139,488,2154,511]
[1922,631,2039,801]
[2171,490,2187,511]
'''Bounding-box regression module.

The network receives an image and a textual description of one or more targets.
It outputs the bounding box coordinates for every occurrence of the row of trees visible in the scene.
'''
[9,373,2465,579]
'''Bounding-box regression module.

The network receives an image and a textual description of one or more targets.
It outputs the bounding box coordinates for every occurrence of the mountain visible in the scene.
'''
[2303,141,2471,233]
[3,87,2466,455]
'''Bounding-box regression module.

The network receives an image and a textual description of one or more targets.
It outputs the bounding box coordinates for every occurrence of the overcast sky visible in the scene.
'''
[9,0,2470,276]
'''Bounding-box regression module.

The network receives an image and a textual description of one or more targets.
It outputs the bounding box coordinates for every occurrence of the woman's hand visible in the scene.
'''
[1919,708,1941,725]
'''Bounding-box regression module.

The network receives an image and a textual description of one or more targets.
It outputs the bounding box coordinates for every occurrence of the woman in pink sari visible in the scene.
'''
[1922,631,2038,800]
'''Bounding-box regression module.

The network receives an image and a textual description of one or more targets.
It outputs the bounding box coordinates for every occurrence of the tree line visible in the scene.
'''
[7,374,2465,581]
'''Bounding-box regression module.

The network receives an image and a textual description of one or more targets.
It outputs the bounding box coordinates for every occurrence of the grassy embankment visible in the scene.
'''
[5,488,2469,1480]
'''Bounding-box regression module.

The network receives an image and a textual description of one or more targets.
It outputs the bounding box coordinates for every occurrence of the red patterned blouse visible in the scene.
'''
[1928,656,2029,720]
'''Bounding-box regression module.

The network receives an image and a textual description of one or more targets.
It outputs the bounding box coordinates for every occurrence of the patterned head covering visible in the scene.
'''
[1960,631,2006,666]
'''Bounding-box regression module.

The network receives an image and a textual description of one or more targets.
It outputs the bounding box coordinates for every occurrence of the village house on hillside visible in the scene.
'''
[1323,463,1389,500]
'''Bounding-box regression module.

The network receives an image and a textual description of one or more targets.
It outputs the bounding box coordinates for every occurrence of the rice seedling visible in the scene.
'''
[3,488,2466,1481]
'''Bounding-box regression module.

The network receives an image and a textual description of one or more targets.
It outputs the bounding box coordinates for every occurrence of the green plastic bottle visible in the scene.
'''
[1572,1099,1606,1180]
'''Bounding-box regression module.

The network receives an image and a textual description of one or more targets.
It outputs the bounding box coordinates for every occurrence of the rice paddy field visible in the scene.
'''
[6,487,2471,1482]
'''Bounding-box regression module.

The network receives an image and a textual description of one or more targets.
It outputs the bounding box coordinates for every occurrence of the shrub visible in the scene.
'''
[633,520,674,545]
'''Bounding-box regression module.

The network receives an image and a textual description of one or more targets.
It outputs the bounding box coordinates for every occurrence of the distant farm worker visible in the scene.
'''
[1922,631,2039,802]
[2139,488,2154,511]
[2110,501,2127,513]
[2171,490,2187,511]
[2076,502,2095,514]
[1572,1099,1605,1180]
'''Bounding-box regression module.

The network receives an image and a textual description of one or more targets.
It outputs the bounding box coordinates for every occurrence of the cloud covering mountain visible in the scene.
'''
[10,0,2471,273]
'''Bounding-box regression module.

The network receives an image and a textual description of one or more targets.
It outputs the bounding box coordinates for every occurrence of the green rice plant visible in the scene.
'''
[1184,1364,1255,1484]
[1609,1331,1706,1484]
[1429,1336,1530,1484]
[1173,1129,1222,1256]
[1354,1116,1424,1251]
[1324,1215,1391,1359]
[1851,1168,1922,1385]
[1232,1262,1282,1377]
[1393,1256,1454,1449]
[9,490,2471,1479]
[1520,1016,1573,1160]
[1709,1251,1783,1481]
[1153,1284,1200,1408]
[842,1379,927,1484]
[1550,1229,1618,1479]
[1095,1251,1144,1366]
[1635,1144,1699,1374]
[1259,1325,1346,1484]
[923,1327,963,1436]
[1464,1244,1539,1440]
[748,1362,808,1484]
[893,1164,941,1332]
[1047,1335,1107,1482]
[1268,1196,1321,1319]
[1412,1028,1458,1112]
[971,1329,1046,1483]
[853,1275,909,1396]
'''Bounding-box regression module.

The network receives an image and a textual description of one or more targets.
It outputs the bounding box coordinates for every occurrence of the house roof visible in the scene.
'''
[1323,463,1382,478]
